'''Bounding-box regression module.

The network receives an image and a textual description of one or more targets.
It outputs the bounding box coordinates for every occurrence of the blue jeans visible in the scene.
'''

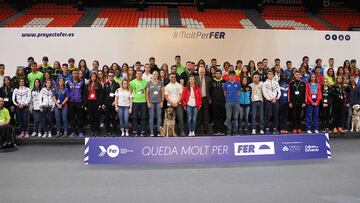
[32,110,41,133]
[186,106,198,132]
[239,105,250,131]
[345,106,352,130]
[41,107,53,132]
[118,106,130,129]
[225,102,240,133]
[55,106,68,133]
[132,103,146,132]
[251,101,264,130]
[16,106,29,132]
[305,105,319,131]
[149,103,162,133]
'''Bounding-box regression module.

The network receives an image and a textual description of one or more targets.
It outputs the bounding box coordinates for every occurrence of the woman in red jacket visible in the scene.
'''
[305,73,322,134]
[182,75,202,136]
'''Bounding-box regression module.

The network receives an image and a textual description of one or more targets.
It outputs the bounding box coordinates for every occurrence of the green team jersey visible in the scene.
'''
[129,79,147,103]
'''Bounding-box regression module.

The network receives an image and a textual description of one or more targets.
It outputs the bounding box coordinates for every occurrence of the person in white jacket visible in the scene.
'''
[40,79,55,138]
[261,70,281,134]
[12,78,31,138]
[30,79,42,137]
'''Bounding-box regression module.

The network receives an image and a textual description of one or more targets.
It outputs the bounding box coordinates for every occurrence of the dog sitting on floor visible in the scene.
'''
[351,104,360,132]
[160,107,177,137]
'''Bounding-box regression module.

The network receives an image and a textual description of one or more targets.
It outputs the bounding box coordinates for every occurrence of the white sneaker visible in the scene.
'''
[48,131,52,138]
[314,130,319,134]
[42,132,47,138]
[307,130,312,134]
[191,131,195,136]
[150,132,154,137]
[188,132,192,136]
[38,132,42,137]
[31,132,36,137]
[125,129,129,137]
[251,129,256,135]
[121,129,125,137]
[260,130,264,135]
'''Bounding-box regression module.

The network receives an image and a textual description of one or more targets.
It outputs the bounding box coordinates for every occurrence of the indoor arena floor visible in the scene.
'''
[1,138,360,203]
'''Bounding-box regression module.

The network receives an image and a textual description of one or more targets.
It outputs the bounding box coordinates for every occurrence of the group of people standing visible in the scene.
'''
[0,55,359,143]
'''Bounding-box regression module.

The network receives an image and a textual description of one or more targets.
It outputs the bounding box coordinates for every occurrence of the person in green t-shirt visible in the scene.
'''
[0,97,15,150]
[175,55,185,75]
[27,62,44,89]
[129,70,148,136]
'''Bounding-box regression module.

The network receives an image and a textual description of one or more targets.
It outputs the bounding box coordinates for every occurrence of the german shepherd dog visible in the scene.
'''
[160,107,177,137]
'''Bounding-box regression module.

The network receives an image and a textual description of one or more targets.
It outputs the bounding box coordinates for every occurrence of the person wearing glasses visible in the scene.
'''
[164,73,185,136]
[102,71,120,136]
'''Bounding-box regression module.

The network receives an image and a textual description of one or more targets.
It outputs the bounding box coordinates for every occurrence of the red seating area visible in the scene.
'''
[97,6,168,27]
[179,6,247,28]
[262,5,329,30]
[319,7,360,31]
[0,3,15,23]
[6,3,83,27]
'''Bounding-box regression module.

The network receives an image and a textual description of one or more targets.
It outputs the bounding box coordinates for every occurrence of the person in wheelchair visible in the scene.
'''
[0,97,17,150]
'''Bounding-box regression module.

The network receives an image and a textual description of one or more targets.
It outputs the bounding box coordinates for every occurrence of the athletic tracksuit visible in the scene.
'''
[12,86,31,133]
[31,88,41,134]
[288,80,306,130]
[40,87,55,133]
[278,81,289,131]
[305,83,322,131]
[331,84,346,129]
[262,79,281,132]
[209,78,226,134]
[320,87,332,130]
[67,80,85,135]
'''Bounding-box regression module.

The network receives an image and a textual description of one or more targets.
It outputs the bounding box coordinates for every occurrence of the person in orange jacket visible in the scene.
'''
[182,75,202,136]
[305,73,322,134]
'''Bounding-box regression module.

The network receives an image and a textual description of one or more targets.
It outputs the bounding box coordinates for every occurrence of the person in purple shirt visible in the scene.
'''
[67,70,85,138]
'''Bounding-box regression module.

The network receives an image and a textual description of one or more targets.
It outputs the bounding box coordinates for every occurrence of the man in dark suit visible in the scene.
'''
[196,64,211,135]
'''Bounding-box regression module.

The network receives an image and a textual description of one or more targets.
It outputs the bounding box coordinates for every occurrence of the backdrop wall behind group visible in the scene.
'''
[0,28,358,76]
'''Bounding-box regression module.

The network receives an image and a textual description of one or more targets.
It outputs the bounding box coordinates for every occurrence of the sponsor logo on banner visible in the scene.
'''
[282,145,301,152]
[99,145,134,158]
[304,145,320,153]
[173,31,225,39]
[234,142,275,156]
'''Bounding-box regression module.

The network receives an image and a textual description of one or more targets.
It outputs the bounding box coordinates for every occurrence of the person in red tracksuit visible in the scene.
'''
[181,75,202,137]
[305,74,322,134]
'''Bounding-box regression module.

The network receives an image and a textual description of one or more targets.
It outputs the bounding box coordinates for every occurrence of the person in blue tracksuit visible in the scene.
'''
[278,73,289,134]
[238,76,251,134]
